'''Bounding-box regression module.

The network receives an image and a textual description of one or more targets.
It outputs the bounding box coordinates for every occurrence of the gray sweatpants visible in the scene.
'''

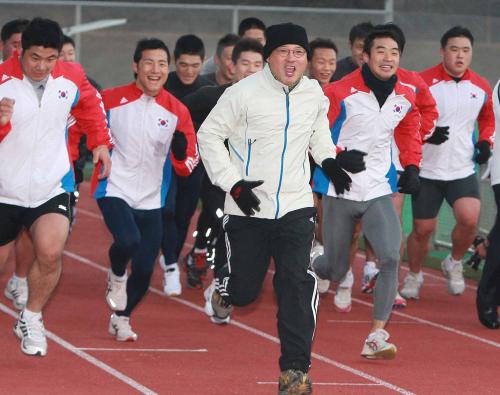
[314,195,401,321]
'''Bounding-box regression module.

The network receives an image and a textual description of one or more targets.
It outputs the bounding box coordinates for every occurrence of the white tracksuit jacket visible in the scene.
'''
[197,65,337,219]
[419,63,495,181]
[0,56,111,207]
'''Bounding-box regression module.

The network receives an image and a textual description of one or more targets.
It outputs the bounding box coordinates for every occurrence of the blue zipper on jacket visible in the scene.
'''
[275,90,290,219]
[246,139,253,176]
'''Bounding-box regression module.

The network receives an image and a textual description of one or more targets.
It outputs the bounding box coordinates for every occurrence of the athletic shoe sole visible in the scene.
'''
[361,344,397,360]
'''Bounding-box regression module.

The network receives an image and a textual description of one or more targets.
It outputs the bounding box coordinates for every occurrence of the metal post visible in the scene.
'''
[232,8,239,34]
[74,4,82,60]
[384,0,394,23]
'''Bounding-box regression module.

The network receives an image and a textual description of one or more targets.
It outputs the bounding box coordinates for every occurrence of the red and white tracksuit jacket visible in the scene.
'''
[419,63,495,180]
[91,83,198,209]
[0,56,112,207]
[391,67,438,171]
[313,68,422,201]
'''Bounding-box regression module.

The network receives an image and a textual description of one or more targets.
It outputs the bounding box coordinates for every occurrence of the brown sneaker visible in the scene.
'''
[278,369,312,395]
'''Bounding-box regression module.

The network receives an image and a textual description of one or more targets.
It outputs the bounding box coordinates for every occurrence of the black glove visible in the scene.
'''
[321,158,352,195]
[397,165,420,195]
[336,149,367,173]
[474,140,491,165]
[425,126,449,145]
[230,179,264,216]
[171,130,187,160]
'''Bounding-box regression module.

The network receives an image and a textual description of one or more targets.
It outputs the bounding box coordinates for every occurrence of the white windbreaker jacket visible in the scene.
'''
[0,56,111,207]
[197,65,337,219]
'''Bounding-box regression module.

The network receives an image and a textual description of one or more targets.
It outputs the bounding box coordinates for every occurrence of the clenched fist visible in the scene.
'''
[0,97,15,127]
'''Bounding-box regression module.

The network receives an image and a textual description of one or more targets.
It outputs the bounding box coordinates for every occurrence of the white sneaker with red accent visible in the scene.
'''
[361,329,397,360]
[108,313,138,342]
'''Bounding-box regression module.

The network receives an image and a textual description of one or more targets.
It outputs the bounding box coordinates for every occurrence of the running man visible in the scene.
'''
[198,23,358,394]
[312,24,422,359]
[93,38,197,341]
[403,26,495,299]
[0,18,112,356]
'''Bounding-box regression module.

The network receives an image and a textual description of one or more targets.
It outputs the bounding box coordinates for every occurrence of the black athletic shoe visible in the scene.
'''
[184,254,203,289]
[476,295,499,329]
[278,370,312,395]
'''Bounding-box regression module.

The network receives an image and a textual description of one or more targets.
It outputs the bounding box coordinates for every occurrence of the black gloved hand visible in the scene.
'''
[171,130,188,160]
[321,158,352,195]
[397,164,420,195]
[230,179,264,216]
[336,149,367,173]
[425,126,449,145]
[474,140,491,165]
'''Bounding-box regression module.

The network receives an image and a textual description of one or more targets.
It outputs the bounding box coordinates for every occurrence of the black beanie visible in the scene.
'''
[264,22,310,59]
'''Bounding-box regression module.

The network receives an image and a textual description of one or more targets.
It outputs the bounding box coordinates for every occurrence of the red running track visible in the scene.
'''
[0,182,499,394]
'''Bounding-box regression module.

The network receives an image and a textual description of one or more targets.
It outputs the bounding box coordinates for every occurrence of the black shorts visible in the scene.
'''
[0,193,72,246]
[411,174,480,220]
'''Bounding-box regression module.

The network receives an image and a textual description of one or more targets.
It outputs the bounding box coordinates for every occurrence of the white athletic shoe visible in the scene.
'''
[334,269,353,313]
[108,313,138,342]
[4,276,28,310]
[204,280,232,325]
[400,271,424,300]
[310,244,330,293]
[106,270,127,311]
[14,310,47,356]
[392,292,407,309]
[160,256,182,297]
[441,256,465,295]
[361,328,397,360]
[361,261,379,294]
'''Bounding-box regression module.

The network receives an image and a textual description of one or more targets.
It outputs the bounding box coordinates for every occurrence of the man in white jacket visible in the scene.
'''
[197,22,364,395]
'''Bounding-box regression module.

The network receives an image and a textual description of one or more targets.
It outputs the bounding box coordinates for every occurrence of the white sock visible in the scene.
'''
[110,270,127,281]
[12,274,27,284]
[448,255,462,265]
[22,308,42,320]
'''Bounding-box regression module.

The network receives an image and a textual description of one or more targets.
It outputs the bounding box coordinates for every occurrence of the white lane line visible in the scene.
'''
[65,250,415,395]
[345,294,500,349]
[327,320,419,324]
[78,348,207,352]
[258,381,382,386]
[355,252,478,290]
[0,302,157,395]
[76,209,477,290]
[267,267,500,349]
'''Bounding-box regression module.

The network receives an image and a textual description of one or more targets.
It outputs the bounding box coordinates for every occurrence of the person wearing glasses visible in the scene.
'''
[198,22,363,395]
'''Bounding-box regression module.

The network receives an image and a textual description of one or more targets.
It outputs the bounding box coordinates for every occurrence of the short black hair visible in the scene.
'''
[349,21,374,44]
[363,24,404,54]
[231,38,264,64]
[173,34,205,60]
[380,23,406,53]
[309,38,338,61]
[21,17,63,52]
[440,26,474,48]
[62,34,75,47]
[238,17,266,37]
[134,38,170,64]
[1,18,29,42]
[215,33,240,58]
